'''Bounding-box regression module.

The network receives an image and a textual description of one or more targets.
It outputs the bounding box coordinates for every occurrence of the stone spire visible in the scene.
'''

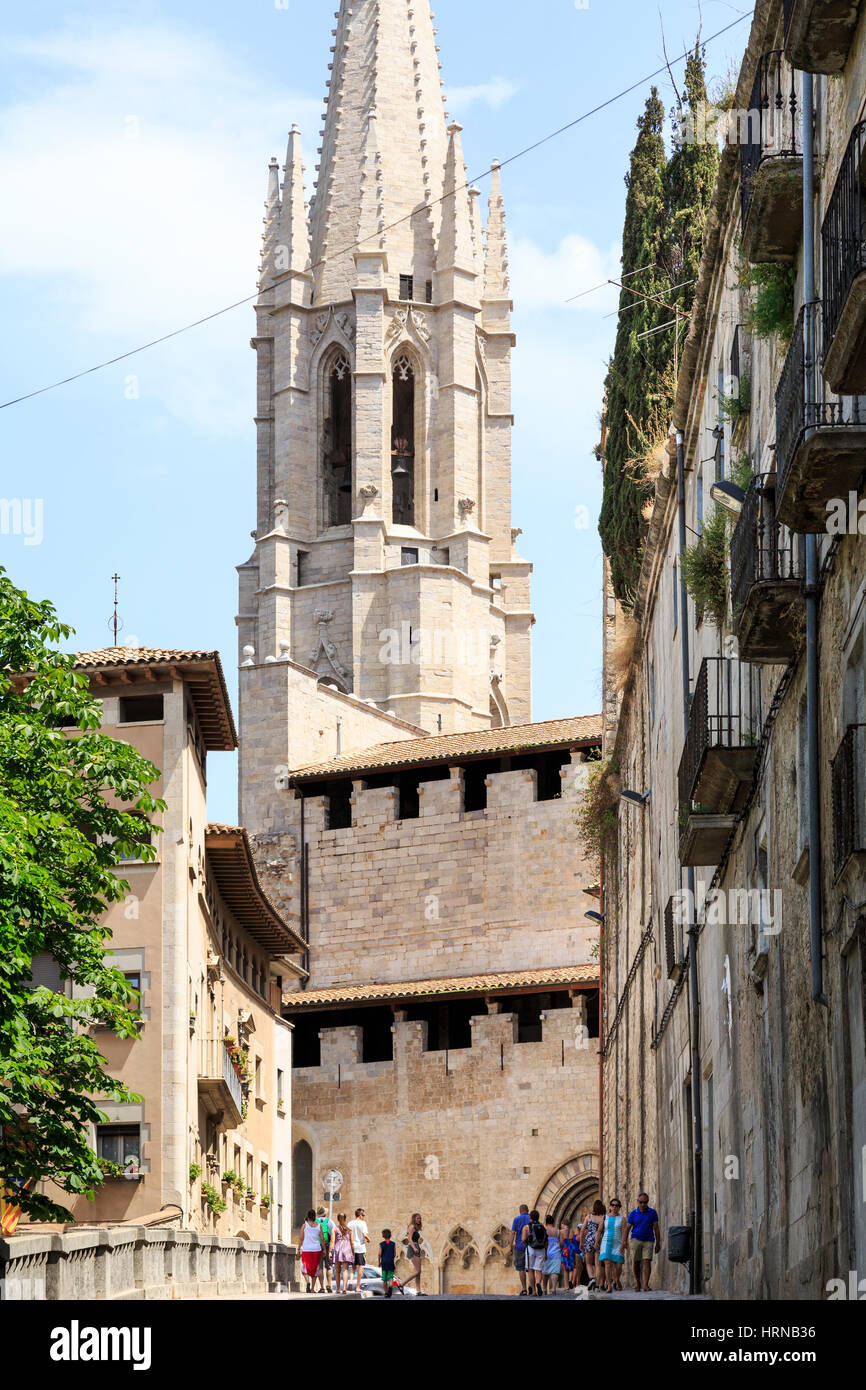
[357,108,386,253]
[278,125,311,281]
[310,0,449,304]
[437,123,475,273]
[468,185,483,277]
[483,159,511,303]
[258,158,281,292]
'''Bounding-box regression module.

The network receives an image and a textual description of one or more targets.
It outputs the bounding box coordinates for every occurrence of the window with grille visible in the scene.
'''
[399,274,414,301]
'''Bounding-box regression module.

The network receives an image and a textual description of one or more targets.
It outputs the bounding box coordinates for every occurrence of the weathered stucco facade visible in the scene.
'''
[601,0,866,1300]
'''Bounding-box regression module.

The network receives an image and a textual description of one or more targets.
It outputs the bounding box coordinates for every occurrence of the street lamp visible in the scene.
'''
[620,789,651,807]
[709,479,746,517]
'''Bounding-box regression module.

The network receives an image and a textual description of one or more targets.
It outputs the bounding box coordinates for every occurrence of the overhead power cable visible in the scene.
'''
[0,11,751,412]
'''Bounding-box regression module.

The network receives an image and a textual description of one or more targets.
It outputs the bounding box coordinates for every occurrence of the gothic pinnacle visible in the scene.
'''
[437,122,475,273]
[279,124,312,280]
[483,158,511,302]
[258,157,282,291]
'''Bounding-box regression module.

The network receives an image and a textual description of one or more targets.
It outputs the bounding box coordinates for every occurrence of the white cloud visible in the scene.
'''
[510,233,621,312]
[447,76,522,111]
[0,24,322,433]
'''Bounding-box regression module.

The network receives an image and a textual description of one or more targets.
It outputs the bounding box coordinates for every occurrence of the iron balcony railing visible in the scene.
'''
[740,50,801,231]
[831,724,866,876]
[822,121,866,355]
[730,473,802,622]
[730,324,742,390]
[678,657,761,811]
[776,302,866,499]
[201,1038,244,1115]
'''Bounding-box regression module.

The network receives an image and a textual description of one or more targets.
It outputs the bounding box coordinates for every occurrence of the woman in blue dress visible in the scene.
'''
[597,1198,625,1291]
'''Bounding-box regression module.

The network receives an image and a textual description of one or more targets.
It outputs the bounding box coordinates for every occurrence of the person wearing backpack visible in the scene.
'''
[524,1209,548,1296]
[316,1206,334,1294]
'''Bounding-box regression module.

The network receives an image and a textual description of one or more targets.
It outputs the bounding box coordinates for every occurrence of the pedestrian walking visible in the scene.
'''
[579,1200,606,1290]
[597,1198,625,1291]
[542,1214,562,1295]
[625,1193,661,1292]
[332,1212,354,1293]
[379,1229,399,1298]
[524,1209,548,1297]
[348,1207,371,1292]
[403,1213,426,1295]
[559,1220,579,1290]
[299,1209,325,1294]
[316,1205,334,1293]
[510,1202,531,1296]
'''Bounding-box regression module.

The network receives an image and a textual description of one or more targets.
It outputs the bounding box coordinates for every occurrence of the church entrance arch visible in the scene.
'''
[534,1153,599,1227]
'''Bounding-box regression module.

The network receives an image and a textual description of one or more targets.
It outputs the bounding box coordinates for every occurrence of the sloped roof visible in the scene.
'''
[205,825,305,957]
[282,964,598,1011]
[73,648,237,752]
[291,714,602,783]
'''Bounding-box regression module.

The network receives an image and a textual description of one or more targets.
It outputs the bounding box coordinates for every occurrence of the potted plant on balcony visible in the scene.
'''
[189,1162,202,1185]
[201,1183,226,1216]
[244,1186,255,1208]
[680,507,728,626]
[260,1193,272,1213]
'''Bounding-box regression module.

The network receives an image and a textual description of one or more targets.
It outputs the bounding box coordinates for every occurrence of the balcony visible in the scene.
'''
[831,724,866,879]
[822,121,866,393]
[678,658,761,867]
[198,1039,243,1130]
[729,325,751,449]
[740,50,803,263]
[784,0,863,75]
[730,474,804,663]
[775,303,866,530]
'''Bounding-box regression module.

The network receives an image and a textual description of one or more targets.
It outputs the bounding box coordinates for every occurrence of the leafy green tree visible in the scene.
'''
[0,569,164,1221]
[665,43,720,322]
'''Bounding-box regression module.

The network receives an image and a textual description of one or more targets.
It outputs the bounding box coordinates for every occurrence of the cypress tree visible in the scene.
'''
[665,44,720,322]
[598,89,669,606]
[598,50,718,607]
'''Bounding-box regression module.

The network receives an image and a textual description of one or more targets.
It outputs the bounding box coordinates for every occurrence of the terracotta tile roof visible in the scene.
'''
[72,648,237,752]
[290,714,602,782]
[282,964,598,1011]
[205,824,305,957]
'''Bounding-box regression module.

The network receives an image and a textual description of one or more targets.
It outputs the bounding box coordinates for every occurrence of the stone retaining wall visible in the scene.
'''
[0,1228,296,1301]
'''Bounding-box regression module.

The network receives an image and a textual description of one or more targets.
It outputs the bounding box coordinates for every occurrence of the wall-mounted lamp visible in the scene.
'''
[709,480,746,517]
[584,910,606,925]
[620,789,651,807]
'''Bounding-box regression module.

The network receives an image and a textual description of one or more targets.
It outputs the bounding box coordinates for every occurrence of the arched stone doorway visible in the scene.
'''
[535,1152,600,1228]
[292,1139,313,1232]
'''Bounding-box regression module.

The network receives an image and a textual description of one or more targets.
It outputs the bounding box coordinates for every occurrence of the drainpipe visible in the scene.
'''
[801,71,828,1006]
[677,428,703,1292]
[598,856,604,1198]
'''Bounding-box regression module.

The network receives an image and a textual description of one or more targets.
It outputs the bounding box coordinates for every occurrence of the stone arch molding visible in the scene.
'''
[535,1152,600,1227]
[440,1223,481,1268]
[385,306,434,368]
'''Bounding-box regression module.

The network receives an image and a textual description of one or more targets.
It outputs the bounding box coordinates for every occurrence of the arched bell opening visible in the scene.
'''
[323,352,353,528]
[391,353,416,527]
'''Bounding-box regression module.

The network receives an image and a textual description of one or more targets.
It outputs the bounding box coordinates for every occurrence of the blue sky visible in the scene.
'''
[0,0,752,822]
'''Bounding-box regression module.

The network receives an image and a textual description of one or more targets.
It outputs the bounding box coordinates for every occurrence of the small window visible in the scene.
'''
[254,1054,263,1101]
[401,547,419,566]
[296,551,310,587]
[96,1124,141,1167]
[425,280,433,304]
[434,488,439,502]
[399,274,414,301]
[119,694,164,724]
[277,1069,285,1109]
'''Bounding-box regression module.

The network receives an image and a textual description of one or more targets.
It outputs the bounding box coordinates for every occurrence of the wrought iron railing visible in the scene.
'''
[730,324,742,390]
[678,657,761,810]
[822,121,866,355]
[776,302,866,499]
[730,473,802,621]
[740,50,801,230]
[832,724,866,875]
[664,896,678,979]
[201,1039,244,1114]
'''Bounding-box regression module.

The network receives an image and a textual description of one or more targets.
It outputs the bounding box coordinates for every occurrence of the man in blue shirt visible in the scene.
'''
[510,1204,531,1296]
[625,1192,661,1291]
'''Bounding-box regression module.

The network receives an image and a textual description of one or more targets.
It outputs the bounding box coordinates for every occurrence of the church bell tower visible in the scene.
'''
[237,0,533,736]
